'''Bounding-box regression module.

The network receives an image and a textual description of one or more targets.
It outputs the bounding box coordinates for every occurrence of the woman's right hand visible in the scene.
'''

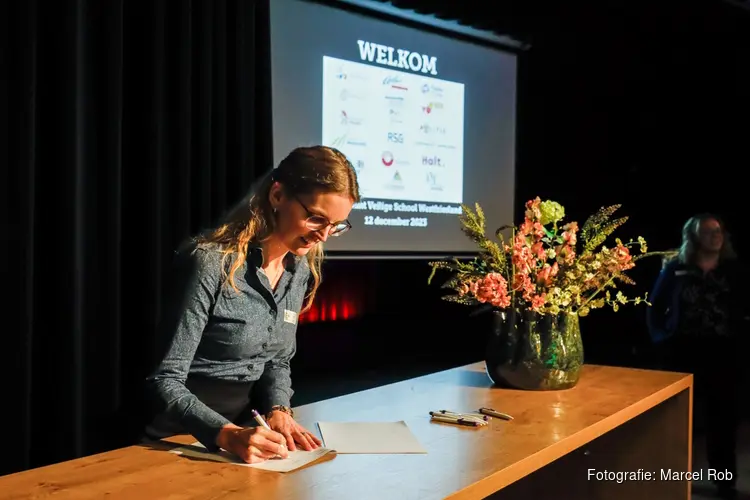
[216,423,289,463]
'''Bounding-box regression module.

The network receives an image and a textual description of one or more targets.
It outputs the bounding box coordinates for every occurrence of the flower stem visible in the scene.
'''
[579,276,615,309]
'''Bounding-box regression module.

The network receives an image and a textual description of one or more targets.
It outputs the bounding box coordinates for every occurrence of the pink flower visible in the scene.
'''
[519,219,534,236]
[536,262,559,286]
[557,244,576,264]
[520,219,544,239]
[513,273,536,301]
[613,244,634,270]
[530,293,547,310]
[474,272,510,308]
[532,222,545,239]
[525,197,542,221]
[512,244,534,272]
[531,241,546,261]
[562,230,577,246]
[561,221,578,246]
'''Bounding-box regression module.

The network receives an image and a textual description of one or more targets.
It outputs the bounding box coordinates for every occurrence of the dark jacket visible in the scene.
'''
[647,257,748,344]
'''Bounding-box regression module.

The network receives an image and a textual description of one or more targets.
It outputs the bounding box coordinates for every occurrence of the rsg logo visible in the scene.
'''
[387,132,404,143]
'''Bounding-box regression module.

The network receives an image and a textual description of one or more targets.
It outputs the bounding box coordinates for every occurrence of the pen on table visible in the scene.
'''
[439,410,488,421]
[479,407,514,421]
[430,415,482,427]
[251,409,288,455]
[431,410,488,425]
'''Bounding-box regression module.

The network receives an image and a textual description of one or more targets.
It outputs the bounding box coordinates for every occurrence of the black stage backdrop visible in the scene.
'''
[3,0,271,475]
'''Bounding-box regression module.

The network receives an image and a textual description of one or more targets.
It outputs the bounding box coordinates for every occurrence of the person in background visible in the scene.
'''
[144,146,360,464]
[647,213,745,499]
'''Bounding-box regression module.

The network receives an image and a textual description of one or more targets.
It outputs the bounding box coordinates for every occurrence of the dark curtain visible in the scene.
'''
[2,0,272,475]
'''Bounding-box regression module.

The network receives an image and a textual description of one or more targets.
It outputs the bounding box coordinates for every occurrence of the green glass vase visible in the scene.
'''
[485,308,584,390]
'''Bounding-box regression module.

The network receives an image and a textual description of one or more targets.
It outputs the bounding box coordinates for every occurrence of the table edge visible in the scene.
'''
[445,373,694,500]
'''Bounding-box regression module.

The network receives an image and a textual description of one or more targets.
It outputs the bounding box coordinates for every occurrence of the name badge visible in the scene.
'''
[283,309,298,325]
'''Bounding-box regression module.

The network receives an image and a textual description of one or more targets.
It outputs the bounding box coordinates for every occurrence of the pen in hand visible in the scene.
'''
[251,409,288,458]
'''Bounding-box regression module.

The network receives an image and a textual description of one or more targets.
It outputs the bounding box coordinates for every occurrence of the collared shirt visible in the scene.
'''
[145,242,310,449]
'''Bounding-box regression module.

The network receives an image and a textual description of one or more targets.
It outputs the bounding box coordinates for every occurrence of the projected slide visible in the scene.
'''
[270,0,517,254]
[322,55,465,205]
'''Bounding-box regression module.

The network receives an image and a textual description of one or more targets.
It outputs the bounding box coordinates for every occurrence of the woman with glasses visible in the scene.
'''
[647,214,746,500]
[144,145,359,464]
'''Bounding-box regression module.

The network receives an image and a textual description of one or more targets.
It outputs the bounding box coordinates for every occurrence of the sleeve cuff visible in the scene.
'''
[182,407,231,451]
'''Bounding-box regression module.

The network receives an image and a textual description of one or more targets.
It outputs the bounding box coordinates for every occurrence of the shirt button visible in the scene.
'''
[270,309,276,316]
[267,325,273,332]
[247,365,253,371]
[262,343,268,349]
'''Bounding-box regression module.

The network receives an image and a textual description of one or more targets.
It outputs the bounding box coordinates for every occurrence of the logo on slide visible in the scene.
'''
[353,159,365,174]
[335,66,367,81]
[422,155,444,167]
[389,108,403,123]
[393,170,402,182]
[421,102,444,114]
[331,134,366,148]
[421,84,444,95]
[331,134,348,147]
[387,132,404,144]
[340,89,364,101]
[340,110,362,126]
[420,124,446,134]
[385,96,405,108]
[383,75,408,91]
[381,151,394,167]
[426,171,443,190]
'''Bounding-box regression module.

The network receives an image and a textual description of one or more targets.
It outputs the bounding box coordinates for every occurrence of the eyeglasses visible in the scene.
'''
[295,196,352,236]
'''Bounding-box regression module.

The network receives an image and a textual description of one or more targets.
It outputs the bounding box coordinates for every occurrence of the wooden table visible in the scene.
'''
[1,362,693,500]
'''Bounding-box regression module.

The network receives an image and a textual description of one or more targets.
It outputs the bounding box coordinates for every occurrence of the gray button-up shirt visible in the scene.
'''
[145,242,310,449]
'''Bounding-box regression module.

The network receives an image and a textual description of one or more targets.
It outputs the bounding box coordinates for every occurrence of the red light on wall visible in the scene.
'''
[299,298,361,324]
[297,275,367,324]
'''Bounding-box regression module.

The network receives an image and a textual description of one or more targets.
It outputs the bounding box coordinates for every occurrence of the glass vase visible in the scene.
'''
[485,308,584,390]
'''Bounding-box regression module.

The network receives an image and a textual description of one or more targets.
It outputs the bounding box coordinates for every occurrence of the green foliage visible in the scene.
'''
[579,204,630,254]
[457,203,507,273]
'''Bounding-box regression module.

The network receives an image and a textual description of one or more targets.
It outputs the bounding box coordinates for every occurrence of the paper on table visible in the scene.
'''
[170,442,335,472]
[317,421,427,454]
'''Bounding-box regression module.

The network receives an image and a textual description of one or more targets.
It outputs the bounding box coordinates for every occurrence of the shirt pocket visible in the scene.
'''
[205,283,268,358]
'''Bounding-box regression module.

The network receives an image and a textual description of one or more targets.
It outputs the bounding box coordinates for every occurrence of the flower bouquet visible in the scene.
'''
[428,197,666,390]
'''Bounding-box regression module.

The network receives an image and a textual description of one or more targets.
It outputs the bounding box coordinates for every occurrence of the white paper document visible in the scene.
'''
[170,442,335,472]
[317,421,427,454]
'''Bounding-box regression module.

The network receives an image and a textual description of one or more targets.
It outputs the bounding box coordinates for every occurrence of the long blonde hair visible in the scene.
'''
[197,146,360,312]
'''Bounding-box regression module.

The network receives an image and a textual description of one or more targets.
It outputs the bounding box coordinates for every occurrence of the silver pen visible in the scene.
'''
[251,409,288,457]
[479,407,514,421]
